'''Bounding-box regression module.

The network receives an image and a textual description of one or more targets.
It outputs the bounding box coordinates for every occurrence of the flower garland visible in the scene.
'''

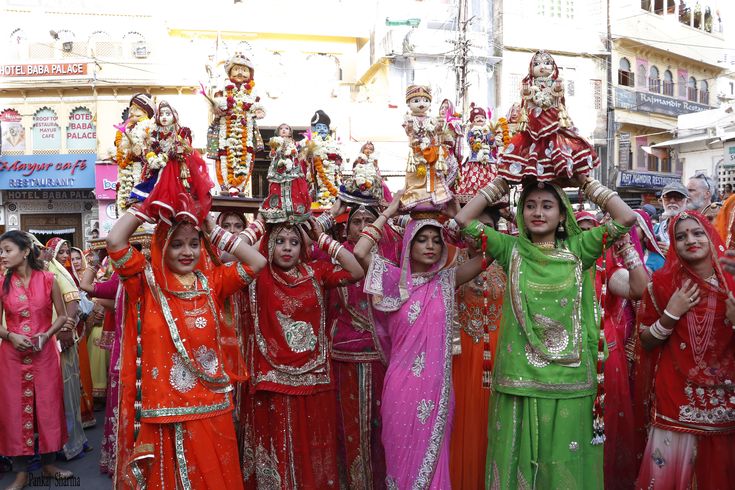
[344,154,381,199]
[497,117,511,146]
[310,135,343,207]
[314,156,338,197]
[115,119,151,214]
[216,81,260,193]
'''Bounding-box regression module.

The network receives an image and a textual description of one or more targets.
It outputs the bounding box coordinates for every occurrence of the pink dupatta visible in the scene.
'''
[364,219,456,489]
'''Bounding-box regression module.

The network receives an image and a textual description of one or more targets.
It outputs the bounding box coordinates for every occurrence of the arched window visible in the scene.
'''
[663,69,674,96]
[648,65,660,93]
[88,31,120,58]
[637,63,647,88]
[687,76,697,101]
[700,80,709,104]
[618,58,634,87]
[123,31,147,59]
[9,28,29,58]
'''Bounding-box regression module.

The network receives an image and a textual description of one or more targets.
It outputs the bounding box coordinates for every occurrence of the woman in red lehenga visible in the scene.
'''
[596,230,649,490]
[634,211,735,489]
[325,202,401,489]
[107,202,267,489]
[239,217,365,489]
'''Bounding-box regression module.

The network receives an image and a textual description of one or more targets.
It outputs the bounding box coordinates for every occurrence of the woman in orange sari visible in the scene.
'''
[107,206,266,489]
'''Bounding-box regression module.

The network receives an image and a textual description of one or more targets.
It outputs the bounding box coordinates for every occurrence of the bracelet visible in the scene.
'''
[210,225,242,254]
[126,207,152,223]
[241,221,265,245]
[624,257,642,270]
[316,213,336,232]
[649,320,674,340]
[359,230,377,247]
[663,309,681,321]
[317,233,334,253]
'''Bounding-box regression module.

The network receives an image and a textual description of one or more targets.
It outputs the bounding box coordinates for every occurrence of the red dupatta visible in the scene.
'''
[635,211,735,437]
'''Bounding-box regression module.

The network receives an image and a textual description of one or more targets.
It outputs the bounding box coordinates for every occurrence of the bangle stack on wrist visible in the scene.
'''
[315,213,336,232]
[359,224,383,247]
[649,320,674,340]
[317,233,344,259]
[210,225,243,255]
[241,220,265,245]
[479,178,510,206]
[617,244,642,270]
[126,207,152,223]
[582,178,618,209]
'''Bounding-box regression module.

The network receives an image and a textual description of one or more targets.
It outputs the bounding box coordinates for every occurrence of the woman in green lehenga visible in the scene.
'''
[455,175,637,489]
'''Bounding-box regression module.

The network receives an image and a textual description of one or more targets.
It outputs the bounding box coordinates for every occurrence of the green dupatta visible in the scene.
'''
[463,184,627,397]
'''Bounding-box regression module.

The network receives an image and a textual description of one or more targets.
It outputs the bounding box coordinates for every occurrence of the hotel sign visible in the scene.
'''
[0,63,88,78]
[615,88,709,117]
[616,170,681,190]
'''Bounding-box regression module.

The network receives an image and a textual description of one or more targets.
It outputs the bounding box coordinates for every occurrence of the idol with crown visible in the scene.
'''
[400,85,452,212]
[259,123,312,223]
[455,103,498,202]
[114,93,155,214]
[498,50,599,184]
[209,53,265,196]
[302,110,343,209]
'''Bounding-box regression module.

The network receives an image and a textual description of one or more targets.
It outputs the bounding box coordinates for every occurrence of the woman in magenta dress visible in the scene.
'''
[0,231,72,489]
[354,193,486,489]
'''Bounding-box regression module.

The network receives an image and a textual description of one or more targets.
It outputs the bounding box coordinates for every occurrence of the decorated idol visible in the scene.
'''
[114,93,155,214]
[498,50,599,183]
[339,141,386,206]
[259,123,312,224]
[211,53,265,196]
[400,85,452,211]
[455,103,498,202]
[302,110,343,209]
[438,98,463,188]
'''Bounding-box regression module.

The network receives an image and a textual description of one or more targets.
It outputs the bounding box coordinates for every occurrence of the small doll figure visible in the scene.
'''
[400,85,452,212]
[438,98,463,189]
[114,93,155,214]
[135,101,213,225]
[259,123,312,223]
[498,50,599,183]
[339,141,386,206]
[210,53,265,196]
[302,110,343,209]
[455,104,498,202]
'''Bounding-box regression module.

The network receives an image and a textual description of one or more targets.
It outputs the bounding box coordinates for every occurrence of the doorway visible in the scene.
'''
[22,213,83,249]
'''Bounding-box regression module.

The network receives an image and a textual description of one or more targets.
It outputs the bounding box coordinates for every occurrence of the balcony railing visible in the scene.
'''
[648,78,661,93]
[662,81,674,96]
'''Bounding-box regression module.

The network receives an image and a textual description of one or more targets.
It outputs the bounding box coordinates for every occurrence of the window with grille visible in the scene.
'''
[699,80,709,105]
[648,66,660,93]
[537,0,575,19]
[687,76,697,102]
[663,70,674,96]
[618,58,634,87]
[591,79,602,110]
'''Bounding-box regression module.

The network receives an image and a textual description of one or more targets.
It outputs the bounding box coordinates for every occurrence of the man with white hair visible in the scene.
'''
[686,173,721,221]
[654,181,688,255]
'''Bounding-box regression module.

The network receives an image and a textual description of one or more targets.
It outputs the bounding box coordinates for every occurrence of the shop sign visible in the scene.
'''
[615,87,709,116]
[66,107,96,150]
[5,190,95,200]
[32,107,61,151]
[95,164,118,199]
[1,109,25,152]
[0,153,96,190]
[0,63,88,78]
[616,170,681,190]
[725,141,735,169]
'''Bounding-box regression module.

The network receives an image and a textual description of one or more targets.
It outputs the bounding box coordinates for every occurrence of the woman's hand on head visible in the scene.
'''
[304,218,321,243]
[202,214,216,234]
[384,190,404,219]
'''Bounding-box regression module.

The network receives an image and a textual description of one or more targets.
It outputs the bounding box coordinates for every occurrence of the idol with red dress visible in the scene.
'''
[498,50,600,183]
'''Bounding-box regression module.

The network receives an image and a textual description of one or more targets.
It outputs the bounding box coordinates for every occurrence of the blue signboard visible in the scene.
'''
[616,170,681,190]
[0,153,96,189]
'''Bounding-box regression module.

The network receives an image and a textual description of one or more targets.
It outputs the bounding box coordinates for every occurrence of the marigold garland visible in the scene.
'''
[314,156,338,196]
[218,83,257,192]
[498,117,511,146]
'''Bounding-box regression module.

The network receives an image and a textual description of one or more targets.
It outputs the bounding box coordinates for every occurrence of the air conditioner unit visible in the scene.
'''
[133,41,148,59]
[62,41,73,52]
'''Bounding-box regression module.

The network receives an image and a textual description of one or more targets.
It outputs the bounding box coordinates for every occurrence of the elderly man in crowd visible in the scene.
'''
[687,172,721,221]
[654,181,688,255]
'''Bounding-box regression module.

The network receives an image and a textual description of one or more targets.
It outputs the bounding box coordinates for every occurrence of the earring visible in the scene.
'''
[557,222,565,233]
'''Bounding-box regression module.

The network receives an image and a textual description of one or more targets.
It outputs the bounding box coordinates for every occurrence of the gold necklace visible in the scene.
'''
[174,273,197,290]
[534,241,555,250]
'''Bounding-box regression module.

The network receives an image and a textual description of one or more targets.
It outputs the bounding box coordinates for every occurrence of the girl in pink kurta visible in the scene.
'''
[0,230,72,488]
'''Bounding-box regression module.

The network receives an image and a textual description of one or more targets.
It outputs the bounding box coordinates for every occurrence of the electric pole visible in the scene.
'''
[454,0,470,115]
[604,0,614,187]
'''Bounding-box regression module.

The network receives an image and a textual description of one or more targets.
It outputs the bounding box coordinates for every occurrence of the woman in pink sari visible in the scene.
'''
[354,193,485,489]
